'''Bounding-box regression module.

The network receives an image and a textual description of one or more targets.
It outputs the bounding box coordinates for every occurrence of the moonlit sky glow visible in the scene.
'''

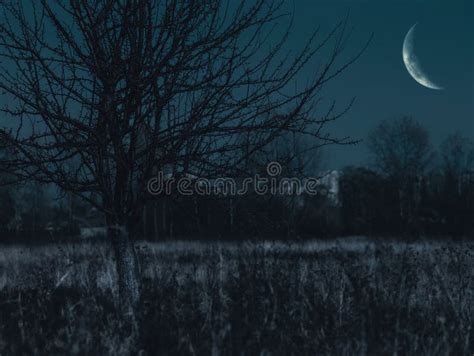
[0,0,472,169]
[288,0,473,168]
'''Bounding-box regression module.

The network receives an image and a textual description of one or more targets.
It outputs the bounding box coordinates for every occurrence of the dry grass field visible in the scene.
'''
[0,237,473,355]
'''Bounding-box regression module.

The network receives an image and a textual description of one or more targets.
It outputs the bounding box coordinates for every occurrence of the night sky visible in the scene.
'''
[289,0,473,168]
[1,1,472,170]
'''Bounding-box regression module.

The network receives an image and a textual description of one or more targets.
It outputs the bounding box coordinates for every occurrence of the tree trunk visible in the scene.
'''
[161,200,166,240]
[142,204,147,239]
[154,201,159,241]
[229,198,234,234]
[108,225,140,322]
[194,197,201,235]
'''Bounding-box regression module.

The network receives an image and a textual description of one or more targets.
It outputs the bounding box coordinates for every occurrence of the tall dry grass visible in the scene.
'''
[0,237,472,355]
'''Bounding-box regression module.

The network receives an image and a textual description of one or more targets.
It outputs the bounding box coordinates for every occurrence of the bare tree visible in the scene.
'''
[367,117,433,179]
[437,132,474,235]
[367,116,434,226]
[0,0,366,319]
[440,132,474,184]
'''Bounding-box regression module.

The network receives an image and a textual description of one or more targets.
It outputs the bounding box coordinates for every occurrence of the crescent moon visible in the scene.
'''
[402,24,444,90]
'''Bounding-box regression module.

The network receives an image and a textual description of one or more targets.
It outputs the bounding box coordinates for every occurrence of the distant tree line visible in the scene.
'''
[341,118,474,238]
[1,117,472,241]
[96,118,474,240]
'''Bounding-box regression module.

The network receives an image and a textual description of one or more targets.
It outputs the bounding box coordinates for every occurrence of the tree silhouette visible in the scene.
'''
[367,117,434,230]
[438,132,474,235]
[0,0,366,321]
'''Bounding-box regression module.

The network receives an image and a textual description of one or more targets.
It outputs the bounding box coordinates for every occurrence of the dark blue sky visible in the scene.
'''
[1,1,472,170]
[288,0,473,168]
